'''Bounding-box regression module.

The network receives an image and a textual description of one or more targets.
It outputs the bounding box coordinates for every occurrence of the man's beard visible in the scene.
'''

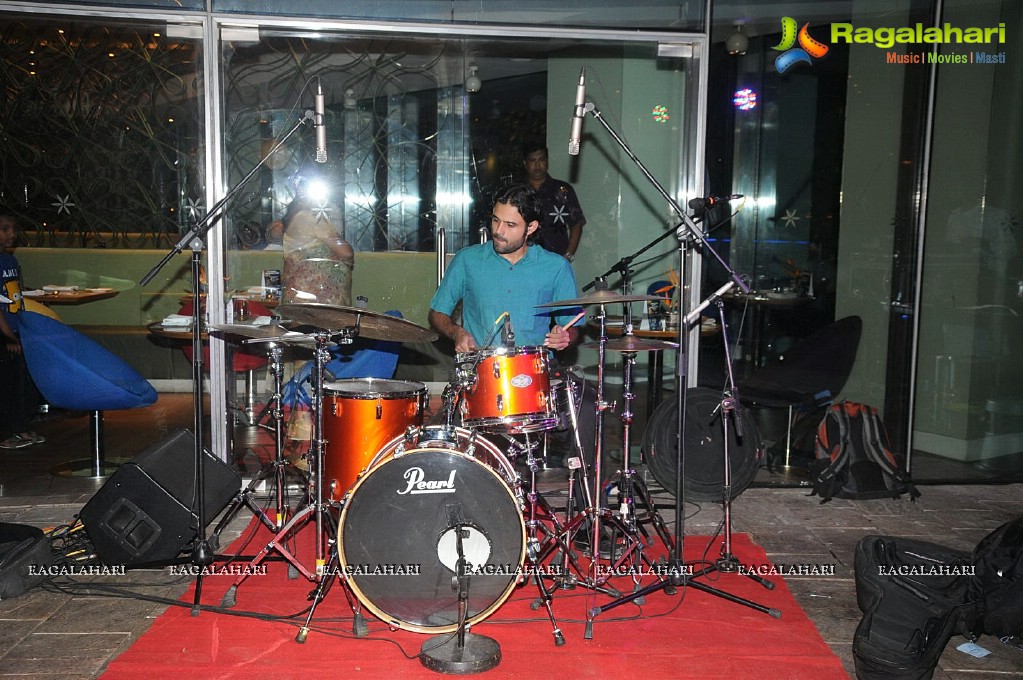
[491,235,525,255]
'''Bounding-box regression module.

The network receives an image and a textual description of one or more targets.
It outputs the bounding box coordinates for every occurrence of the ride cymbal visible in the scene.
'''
[276,302,438,342]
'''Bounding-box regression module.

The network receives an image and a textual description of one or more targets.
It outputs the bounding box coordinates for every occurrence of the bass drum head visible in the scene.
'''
[642,387,762,502]
[338,448,525,633]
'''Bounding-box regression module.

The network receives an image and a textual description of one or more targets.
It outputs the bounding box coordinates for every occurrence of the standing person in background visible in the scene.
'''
[522,140,586,262]
[0,207,43,450]
[281,178,354,306]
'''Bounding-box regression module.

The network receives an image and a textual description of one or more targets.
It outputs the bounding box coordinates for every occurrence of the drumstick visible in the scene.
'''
[560,311,586,332]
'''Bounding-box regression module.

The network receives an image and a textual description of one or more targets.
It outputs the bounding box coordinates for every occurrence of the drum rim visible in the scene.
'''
[337,446,525,634]
[455,345,547,361]
[323,378,427,399]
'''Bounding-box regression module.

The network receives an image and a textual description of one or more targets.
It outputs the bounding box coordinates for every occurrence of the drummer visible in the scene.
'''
[428,183,583,352]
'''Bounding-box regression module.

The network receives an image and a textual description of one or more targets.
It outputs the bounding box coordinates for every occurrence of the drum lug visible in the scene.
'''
[496,394,504,414]
[376,400,382,419]
[492,361,500,379]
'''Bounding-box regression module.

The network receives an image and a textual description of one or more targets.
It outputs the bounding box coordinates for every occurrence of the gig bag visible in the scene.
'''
[852,534,976,679]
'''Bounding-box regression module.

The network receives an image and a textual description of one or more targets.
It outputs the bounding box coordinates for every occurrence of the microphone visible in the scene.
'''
[568,68,586,156]
[687,194,743,210]
[314,80,327,163]
[502,315,515,347]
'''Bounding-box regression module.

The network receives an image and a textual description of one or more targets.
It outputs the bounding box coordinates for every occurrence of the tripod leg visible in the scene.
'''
[220,503,320,607]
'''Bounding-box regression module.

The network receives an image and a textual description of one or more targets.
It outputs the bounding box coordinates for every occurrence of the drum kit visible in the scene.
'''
[202,288,690,668]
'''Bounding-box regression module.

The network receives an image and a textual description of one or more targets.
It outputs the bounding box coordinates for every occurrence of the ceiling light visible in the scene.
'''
[465,65,481,94]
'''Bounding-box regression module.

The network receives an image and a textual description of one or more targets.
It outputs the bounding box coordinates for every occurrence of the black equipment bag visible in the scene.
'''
[811,401,919,503]
[0,523,53,599]
[853,535,976,680]
[969,515,1023,638]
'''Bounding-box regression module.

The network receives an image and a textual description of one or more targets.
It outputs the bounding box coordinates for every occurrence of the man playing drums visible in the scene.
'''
[428,183,582,354]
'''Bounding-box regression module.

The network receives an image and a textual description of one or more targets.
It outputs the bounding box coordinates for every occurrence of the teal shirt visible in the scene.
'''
[430,243,581,347]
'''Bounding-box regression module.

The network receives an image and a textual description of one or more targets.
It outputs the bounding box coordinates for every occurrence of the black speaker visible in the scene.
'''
[80,429,241,567]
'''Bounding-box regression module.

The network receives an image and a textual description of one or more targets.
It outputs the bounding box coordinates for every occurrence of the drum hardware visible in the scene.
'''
[209,339,297,548]
[601,344,676,571]
[567,95,783,631]
[221,329,352,620]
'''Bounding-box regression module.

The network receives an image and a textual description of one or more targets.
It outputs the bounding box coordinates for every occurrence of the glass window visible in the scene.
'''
[212,0,704,31]
[0,12,205,248]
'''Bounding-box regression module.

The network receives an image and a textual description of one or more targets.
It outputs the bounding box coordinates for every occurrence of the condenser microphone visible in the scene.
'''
[687,194,743,210]
[568,68,586,156]
[314,80,327,163]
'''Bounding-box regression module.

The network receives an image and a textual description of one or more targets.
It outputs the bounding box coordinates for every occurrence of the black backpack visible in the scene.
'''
[810,401,920,503]
[968,515,1023,638]
[0,523,53,599]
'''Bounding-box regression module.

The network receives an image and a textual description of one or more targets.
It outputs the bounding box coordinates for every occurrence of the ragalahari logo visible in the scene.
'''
[772,17,830,73]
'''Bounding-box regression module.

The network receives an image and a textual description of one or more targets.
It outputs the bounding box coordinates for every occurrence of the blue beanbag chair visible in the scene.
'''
[17,311,157,412]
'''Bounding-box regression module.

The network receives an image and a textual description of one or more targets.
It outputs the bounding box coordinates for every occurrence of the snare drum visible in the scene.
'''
[322,378,427,501]
[338,426,524,633]
[457,346,557,433]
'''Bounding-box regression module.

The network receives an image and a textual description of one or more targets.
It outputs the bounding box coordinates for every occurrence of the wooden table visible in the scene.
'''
[24,288,120,305]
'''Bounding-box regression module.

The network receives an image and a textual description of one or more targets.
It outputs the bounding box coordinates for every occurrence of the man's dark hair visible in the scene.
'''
[493,183,542,225]
[521,139,548,160]
[0,205,17,221]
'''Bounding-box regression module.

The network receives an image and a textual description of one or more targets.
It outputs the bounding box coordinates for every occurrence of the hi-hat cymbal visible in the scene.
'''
[208,323,318,348]
[536,290,661,308]
[276,302,438,343]
[581,335,679,352]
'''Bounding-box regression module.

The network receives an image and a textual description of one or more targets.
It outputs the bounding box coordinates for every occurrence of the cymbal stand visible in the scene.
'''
[221,329,350,609]
[211,340,295,549]
[514,434,566,646]
[605,346,675,560]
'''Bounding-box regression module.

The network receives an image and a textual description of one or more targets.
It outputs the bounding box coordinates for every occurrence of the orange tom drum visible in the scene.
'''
[456,346,557,433]
[322,378,427,501]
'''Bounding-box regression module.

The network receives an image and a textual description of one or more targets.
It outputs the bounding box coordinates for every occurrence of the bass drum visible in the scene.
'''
[338,426,524,633]
[642,387,763,502]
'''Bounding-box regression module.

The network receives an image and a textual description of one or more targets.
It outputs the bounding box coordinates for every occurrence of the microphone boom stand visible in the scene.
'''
[139,110,316,614]
[576,102,779,625]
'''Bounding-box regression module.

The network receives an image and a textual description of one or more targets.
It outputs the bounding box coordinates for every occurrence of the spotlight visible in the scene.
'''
[725,22,749,56]
[465,65,481,94]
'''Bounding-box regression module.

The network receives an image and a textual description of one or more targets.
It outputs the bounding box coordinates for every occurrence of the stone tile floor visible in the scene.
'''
[1,394,1021,678]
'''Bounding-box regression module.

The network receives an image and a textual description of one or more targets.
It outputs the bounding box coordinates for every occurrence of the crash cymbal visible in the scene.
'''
[536,290,661,308]
[581,335,679,352]
[276,302,438,343]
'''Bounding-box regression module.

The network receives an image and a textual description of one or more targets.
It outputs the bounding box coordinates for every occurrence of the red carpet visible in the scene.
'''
[101,520,847,679]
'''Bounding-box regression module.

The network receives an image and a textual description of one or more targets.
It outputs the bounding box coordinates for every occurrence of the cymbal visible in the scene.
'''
[536,290,661,308]
[276,302,438,343]
[581,335,679,352]
[208,323,318,348]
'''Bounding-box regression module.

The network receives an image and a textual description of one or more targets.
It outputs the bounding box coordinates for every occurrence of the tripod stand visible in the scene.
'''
[209,334,303,548]
[573,92,781,628]
[138,105,318,614]
[221,329,349,609]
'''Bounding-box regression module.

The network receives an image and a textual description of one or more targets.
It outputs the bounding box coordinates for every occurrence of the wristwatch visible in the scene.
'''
[565,253,575,262]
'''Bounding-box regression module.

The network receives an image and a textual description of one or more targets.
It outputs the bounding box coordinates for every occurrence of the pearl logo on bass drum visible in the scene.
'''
[397,467,457,495]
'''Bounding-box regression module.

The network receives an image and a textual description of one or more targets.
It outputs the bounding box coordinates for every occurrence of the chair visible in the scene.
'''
[738,315,862,467]
[17,311,158,477]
